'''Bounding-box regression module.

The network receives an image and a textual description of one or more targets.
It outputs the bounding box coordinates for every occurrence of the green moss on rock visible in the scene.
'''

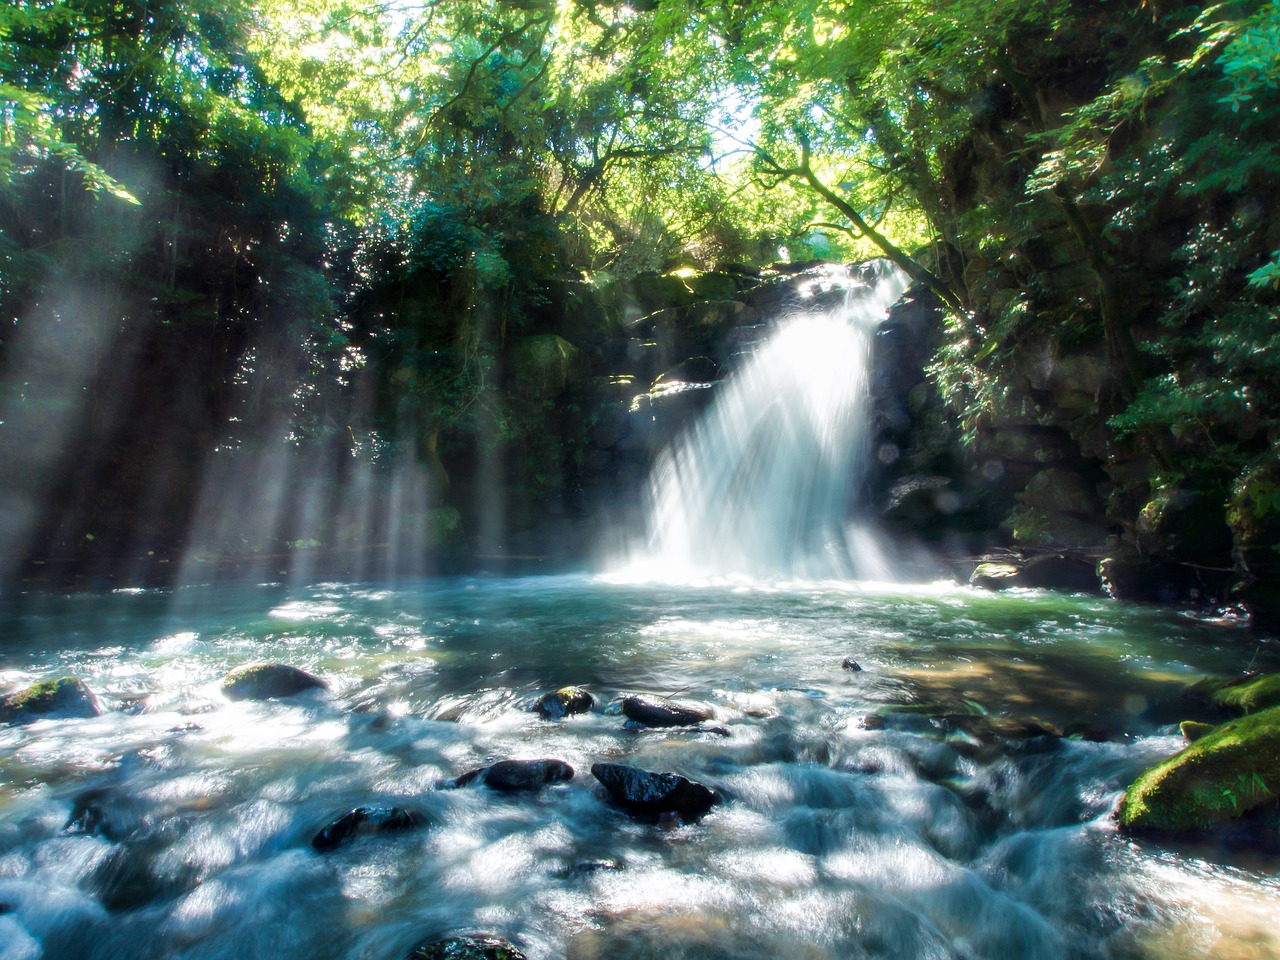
[1179,720,1216,742]
[1211,674,1280,715]
[220,663,327,701]
[0,677,101,724]
[1186,672,1280,715]
[1119,705,1280,835]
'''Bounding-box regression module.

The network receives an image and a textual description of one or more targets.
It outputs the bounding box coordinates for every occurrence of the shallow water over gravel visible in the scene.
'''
[1,575,1278,960]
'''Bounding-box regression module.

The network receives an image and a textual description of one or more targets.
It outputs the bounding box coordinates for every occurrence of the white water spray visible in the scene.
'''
[635,261,909,580]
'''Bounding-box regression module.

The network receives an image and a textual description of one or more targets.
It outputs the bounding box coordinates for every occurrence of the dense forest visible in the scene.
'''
[2,0,1279,624]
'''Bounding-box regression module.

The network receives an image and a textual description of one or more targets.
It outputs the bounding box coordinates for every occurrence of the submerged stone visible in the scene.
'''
[620,694,713,728]
[220,663,327,701]
[407,935,527,960]
[311,805,427,851]
[534,687,595,720]
[591,762,719,822]
[451,758,575,792]
[0,677,101,724]
[841,658,863,671]
[1119,705,1280,836]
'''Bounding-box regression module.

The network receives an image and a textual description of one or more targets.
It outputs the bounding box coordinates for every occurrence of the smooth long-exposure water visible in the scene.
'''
[1,576,1277,960]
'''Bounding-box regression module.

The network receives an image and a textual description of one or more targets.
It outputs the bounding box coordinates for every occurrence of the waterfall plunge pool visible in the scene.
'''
[1,575,1277,960]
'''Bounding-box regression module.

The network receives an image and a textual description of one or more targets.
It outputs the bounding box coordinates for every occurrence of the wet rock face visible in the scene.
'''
[590,762,719,822]
[620,695,713,727]
[220,663,327,701]
[311,806,427,851]
[534,687,595,720]
[407,935,527,960]
[0,677,101,724]
[452,759,575,792]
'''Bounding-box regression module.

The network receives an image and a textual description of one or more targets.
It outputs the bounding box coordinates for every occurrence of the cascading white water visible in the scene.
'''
[638,261,909,580]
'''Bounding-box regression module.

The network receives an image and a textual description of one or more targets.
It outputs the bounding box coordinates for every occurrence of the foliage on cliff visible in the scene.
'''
[2,0,1278,595]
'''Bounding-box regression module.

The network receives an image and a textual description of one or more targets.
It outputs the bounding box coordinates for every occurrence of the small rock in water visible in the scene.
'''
[551,858,624,880]
[620,694,713,728]
[841,658,863,671]
[0,677,102,724]
[311,805,427,851]
[220,663,327,701]
[591,762,719,823]
[64,787,143,842]
[534,686,595,719]
[407,935,527,960]
[451,758,575,792]
[858,714,886,731]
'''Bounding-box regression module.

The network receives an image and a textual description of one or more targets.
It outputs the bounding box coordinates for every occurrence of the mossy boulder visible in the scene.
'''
[1180,720,1216,742]
[220,663,327,701]
[407,936,527,960]
[1118,705,1280,836]
[1186,673,1280,716]
[0,677,101,724]
[969,561,1021,591]
[534,686,595,719]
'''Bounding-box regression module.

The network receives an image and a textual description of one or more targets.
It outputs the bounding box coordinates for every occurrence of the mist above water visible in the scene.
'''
[632,262,909,581]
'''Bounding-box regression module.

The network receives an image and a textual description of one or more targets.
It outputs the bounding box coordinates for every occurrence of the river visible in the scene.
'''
[2,575,1277,959]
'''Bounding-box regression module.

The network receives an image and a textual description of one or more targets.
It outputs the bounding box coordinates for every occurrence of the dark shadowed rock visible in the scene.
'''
[620,695,713,727]
[590,762,719,822]
[451,759,575,792]
[534,687,596,720]
[407,935,527,960]
[311,805,427,851]
[1020,554,1101,593]
[221,663,327,702]
[0,677,101,724]
[841,658,863,671]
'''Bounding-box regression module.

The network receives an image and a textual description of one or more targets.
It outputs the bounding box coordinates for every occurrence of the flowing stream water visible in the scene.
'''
[0,579,1277,960]
[3,267,1280,959]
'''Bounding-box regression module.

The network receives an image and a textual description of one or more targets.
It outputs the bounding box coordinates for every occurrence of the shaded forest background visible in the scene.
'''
[2,0,1278,623]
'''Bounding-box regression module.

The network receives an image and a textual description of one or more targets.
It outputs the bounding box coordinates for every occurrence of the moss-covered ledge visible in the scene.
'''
[1186,672,1280,716]
[1119,705,1280,836]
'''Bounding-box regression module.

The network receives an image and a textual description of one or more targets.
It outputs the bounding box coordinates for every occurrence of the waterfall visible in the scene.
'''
[637,261,909,580]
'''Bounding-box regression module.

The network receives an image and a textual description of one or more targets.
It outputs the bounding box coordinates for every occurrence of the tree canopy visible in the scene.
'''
[2,0,1279,604]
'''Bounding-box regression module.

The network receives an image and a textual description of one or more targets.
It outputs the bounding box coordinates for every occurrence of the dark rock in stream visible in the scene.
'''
[620,694,714,727]
[449,758,575,792]
[311,805,428,851]
[412,942,527,960]
[0,677,102,724]
[220,663,327,701]
[841,658,863,671]
[534,686,596,719]
[407,935,527,960]
[590,762,719,822]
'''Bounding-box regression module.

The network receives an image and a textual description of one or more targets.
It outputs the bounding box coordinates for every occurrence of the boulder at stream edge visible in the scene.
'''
[0,677,102,724]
